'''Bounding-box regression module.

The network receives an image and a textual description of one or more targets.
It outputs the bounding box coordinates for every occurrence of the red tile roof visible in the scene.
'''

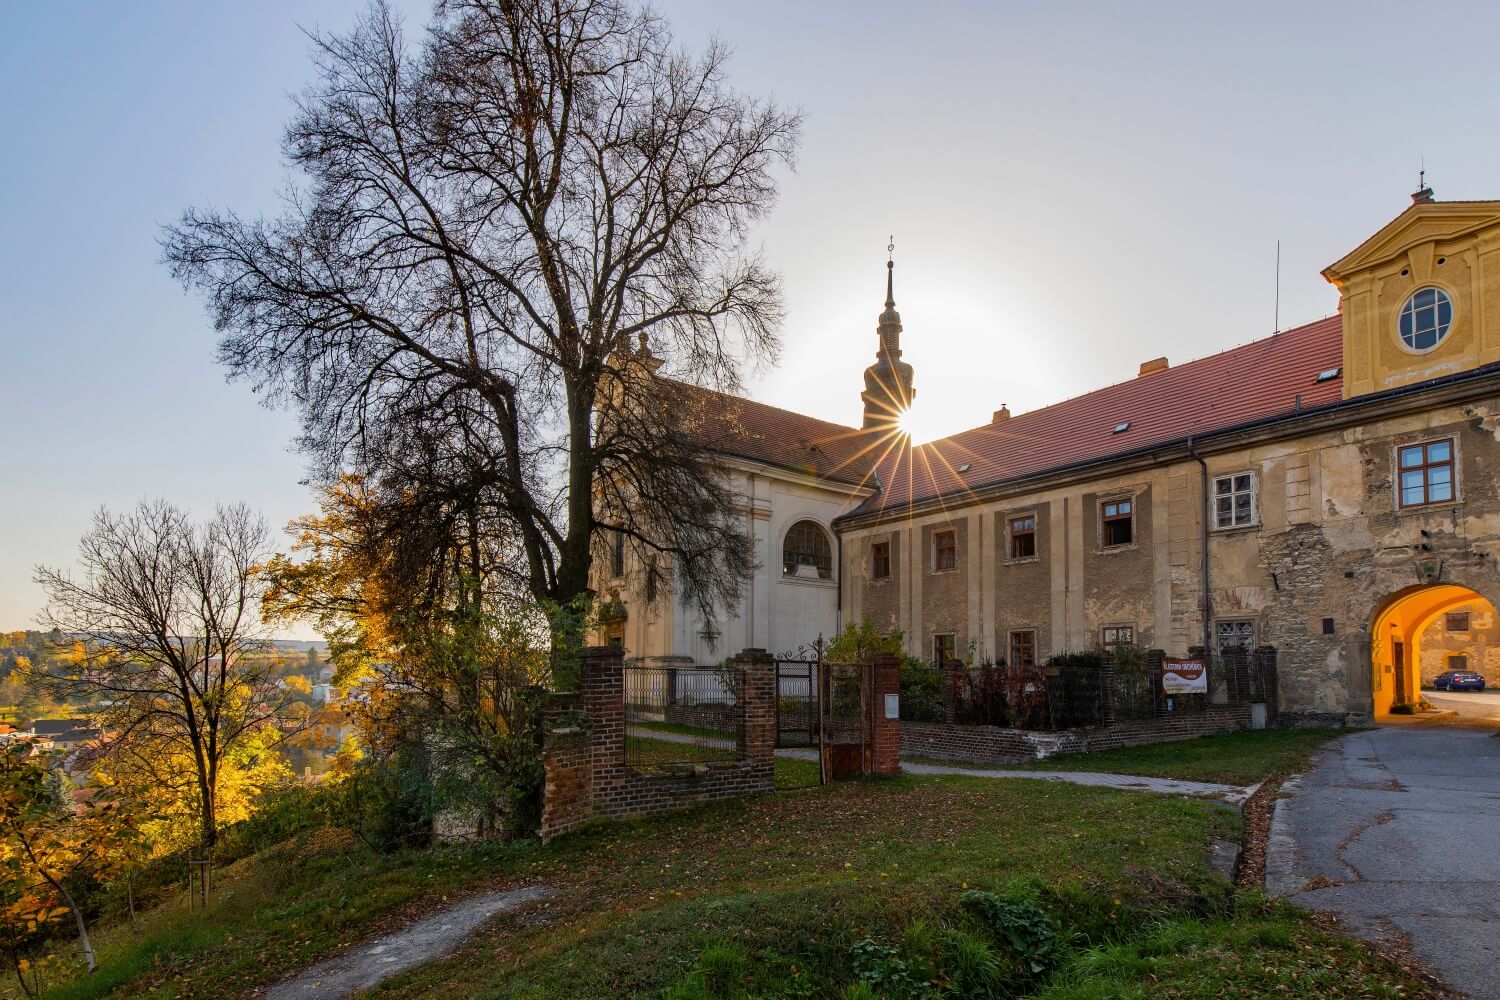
[669,381,879,486]
[852,315,1345,517]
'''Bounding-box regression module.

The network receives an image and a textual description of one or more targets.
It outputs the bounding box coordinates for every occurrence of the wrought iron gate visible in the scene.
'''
[774,637,875,785]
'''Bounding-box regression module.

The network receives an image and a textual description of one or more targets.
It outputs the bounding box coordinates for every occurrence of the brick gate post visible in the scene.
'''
[869,652,902,776]
[733,648,777,787]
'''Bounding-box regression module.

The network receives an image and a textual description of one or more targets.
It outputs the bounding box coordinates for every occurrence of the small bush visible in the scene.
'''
[961,887,1062,974]
[1389,702,1416,715]
[899,657,945,722]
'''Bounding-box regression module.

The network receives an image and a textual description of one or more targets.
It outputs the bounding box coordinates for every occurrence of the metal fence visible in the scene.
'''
[945,647,1276,731]
[623,664,743,772]
[775,660,820,748]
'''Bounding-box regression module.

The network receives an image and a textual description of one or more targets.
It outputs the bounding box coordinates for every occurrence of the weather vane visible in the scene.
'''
[887,235,894,261]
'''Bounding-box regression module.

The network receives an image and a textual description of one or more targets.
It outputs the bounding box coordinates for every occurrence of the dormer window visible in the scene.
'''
[1399,287,1453,352]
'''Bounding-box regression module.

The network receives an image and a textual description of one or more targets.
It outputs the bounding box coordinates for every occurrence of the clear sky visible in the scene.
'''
[5,1,1500,636]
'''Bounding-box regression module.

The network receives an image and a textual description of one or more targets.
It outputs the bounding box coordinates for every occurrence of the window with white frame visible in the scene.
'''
[1213,473,1256,529]
[1215,619,1256,653]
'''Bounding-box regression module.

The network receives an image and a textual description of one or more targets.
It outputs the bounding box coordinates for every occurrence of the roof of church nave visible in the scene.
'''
[854,314,1346,515]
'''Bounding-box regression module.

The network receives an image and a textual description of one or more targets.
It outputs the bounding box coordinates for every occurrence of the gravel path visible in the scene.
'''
[258,884,553,1000]
[897,760,1258,805]
[629,726,1256,803]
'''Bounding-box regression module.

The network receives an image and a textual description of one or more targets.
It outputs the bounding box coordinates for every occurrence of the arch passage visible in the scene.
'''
[1370,584,1496,716]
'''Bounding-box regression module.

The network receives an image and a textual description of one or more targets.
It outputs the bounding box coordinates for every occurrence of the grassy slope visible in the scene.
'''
[34,739,1431,1000]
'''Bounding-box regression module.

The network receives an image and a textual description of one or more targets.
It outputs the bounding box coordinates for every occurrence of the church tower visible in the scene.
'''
[860,249,916,430]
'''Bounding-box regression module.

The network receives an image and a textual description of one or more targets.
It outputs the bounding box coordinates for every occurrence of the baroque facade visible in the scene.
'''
[596,192,1500,723]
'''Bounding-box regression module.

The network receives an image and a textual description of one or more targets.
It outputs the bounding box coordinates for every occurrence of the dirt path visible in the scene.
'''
[258,884,553,1000]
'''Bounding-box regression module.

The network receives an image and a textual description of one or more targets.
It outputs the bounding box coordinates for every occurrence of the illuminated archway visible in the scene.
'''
[1369,583,1497,716]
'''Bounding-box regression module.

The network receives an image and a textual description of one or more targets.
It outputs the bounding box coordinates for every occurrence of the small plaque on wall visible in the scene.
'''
[884,693,900,720]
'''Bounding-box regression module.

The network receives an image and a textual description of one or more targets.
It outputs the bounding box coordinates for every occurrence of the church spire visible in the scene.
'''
[861,239,915,431]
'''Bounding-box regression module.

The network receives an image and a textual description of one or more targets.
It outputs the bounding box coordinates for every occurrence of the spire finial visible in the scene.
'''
[885,235,895,308]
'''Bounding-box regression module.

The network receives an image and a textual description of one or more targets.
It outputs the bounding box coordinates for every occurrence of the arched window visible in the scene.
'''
[782,520,833,579]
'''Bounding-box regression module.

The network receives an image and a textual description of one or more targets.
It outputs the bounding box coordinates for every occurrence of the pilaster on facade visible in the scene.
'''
[966,510,983,658]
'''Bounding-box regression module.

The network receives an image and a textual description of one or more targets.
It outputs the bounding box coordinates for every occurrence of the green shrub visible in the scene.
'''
[899,656,945,722]
[961,887,1063,974]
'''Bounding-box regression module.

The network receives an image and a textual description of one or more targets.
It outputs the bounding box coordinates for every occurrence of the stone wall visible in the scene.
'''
[540,647,775,844]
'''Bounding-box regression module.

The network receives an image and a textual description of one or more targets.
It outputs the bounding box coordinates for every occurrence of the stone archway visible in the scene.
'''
[1369,583,1498,717]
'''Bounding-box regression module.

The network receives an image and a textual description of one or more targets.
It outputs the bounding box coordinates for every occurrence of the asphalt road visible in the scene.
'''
[1268,725,1500,999]
[1424,688,1500,725]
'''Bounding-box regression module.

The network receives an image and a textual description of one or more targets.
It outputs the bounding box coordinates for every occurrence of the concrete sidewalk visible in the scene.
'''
[898,760,1258,805]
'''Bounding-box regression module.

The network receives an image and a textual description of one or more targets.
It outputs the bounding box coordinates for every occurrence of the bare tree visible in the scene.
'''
[162,0,801,645]
[33,501,289,856]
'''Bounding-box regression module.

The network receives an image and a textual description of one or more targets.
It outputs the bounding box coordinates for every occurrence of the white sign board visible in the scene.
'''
[1162,658,1207,695]
[884,693,900,720]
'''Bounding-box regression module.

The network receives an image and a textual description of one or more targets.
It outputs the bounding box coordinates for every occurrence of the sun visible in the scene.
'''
[897,408,920,440]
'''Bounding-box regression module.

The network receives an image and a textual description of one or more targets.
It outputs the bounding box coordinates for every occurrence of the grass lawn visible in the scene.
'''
[908,728,1346,786]
[31,761,1434,1000]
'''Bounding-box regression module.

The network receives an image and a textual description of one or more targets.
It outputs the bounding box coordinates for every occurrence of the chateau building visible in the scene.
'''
[595,191,1500,724]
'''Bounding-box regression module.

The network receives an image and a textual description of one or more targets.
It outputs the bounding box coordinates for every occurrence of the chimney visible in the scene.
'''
[1138,357,1169,377]
[992,404,1011,423]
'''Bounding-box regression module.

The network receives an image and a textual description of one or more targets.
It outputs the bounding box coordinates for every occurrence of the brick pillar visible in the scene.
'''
[581,645,626,766]
[540,692,591,844]
[869,653,902,776]
[733,648,776,789]
[1253,645,1280,725]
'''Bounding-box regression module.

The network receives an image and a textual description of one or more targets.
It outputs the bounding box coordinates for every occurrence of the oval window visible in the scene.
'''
[1398,287,1453,351]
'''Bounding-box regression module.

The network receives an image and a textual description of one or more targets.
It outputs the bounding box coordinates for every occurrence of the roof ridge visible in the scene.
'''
[918,314,1341,451]
[661,377,861,434]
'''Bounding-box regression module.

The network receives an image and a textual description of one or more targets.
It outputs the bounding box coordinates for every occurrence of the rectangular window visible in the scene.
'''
[1100,498,1133,547]
[933,633,956,666]
[1446,611,1471,632]
[871,541,891,579]
[1215,619,1256,653]
[1449,653,1469,671]
[1008,629,1037,667]
[1009,515,1036,559]
[1101,624,1135,650]
[1397,438,1455,509]
[933,529,957,571]
[1213,473,1256,529]
[611,530,625,577]
[645,558,659,603]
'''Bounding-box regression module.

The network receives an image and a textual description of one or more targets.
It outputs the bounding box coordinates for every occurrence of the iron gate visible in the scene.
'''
[774,637,875,785]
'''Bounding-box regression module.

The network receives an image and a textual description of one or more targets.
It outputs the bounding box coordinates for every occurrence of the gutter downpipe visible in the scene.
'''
[1187,437,1212,654]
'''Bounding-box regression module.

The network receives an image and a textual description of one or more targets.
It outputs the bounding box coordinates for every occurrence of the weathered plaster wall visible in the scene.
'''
[844,395,1500,724]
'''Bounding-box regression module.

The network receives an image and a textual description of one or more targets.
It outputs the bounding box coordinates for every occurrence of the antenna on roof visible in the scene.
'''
[1273,240,1281,335]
